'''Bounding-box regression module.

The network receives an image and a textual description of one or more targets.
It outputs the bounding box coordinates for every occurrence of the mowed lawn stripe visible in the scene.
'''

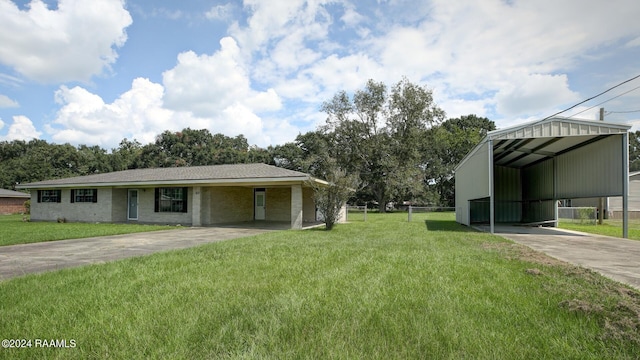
[0,213,638,359]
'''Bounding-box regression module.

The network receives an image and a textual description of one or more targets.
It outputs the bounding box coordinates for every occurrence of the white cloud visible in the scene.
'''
[0,115,42,141]
[0,0,132,83]
[161,36,283,141]
[205,3,234,21]
[162,37,252,117]
[0,94,19,108]
[495,73,580,118]
[47,72,286,149]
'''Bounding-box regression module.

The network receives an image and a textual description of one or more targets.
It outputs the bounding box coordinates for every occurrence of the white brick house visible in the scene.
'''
[17,164,341,229]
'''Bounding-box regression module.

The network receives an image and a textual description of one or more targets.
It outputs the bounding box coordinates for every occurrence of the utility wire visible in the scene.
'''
[606,109,640,114]
[566,84,640,118]
[541,73,640,121]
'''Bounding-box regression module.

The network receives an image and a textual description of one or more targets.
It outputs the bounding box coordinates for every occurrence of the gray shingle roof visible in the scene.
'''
[17,163,317,188]
[0,189,30,198]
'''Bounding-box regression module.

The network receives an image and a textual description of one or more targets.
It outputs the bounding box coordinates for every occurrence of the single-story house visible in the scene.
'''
[16,163,343,229]
[0,189,30,214]
[454,116,631,237]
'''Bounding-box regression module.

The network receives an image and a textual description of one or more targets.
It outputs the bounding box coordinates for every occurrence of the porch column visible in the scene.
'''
[192,186,202,227]
[291,184,303,229]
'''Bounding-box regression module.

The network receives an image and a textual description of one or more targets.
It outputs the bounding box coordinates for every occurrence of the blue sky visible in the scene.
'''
[1,0,640,149]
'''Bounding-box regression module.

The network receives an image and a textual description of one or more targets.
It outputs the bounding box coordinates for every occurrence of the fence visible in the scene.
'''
[346,205,368,222]
[407,206,455,222]
[557,207,597,224]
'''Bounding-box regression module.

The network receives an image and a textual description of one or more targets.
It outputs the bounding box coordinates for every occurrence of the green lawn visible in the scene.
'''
[1,213,638,359]
[0,214,176,246]
[559,218,640,240]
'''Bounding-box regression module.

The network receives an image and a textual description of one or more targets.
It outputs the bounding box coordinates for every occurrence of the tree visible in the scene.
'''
[308,157,359,230]
[629,131,640,172]
[424,115,496,206]
[321,78,445,211]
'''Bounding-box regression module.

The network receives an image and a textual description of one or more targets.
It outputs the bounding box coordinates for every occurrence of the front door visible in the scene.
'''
[255,190,266,220]
[128,189,138,220]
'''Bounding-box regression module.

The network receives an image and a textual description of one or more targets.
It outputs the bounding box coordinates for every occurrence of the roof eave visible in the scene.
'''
[16,176,320,189]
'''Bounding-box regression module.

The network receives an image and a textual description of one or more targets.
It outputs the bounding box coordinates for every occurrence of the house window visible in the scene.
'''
[37,190,61,203]
[71,189,98,203]
[155,187,188,213]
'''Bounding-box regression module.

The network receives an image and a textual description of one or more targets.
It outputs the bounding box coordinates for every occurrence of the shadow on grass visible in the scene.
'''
[425,219,476,232]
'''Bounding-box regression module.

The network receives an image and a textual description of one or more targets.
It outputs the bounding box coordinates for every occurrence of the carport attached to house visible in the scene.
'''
[18,164,324,229]
[108,184,317,227]
[455,117,631,237]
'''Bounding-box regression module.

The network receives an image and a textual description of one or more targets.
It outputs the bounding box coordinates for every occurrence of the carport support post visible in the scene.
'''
[291,184,303,230]
[623,132,629,238]
[192,186,201,227]
[488,139,495,234]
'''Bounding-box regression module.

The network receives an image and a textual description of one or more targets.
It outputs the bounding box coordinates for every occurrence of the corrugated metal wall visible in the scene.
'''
[455,142,490,225]
[494,166,522,222]
[521,159,555,223]
[556,135,624,198]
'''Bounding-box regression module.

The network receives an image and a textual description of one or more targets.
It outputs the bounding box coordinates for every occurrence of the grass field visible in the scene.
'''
[1,213,639,359]
[558,218,640,240]
[0,214,176,246]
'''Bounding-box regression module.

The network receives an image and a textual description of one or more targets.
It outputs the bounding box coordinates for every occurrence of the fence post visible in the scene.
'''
[408,205,412,222]
[364,204,367,222]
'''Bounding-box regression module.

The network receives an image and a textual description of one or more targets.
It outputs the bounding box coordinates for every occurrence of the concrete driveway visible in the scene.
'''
[476,225,640,290]
[0,225,282,281]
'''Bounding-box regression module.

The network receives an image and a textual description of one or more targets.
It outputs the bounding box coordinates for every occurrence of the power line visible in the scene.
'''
[606,109,640,114]
[541,73,640,121]
[566,84,640,118]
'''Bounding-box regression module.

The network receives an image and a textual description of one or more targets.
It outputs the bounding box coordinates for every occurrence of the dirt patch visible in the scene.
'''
[481,240,640,345]
[525,268,543,276]
[559,299,604,314]
[480,241,566,267]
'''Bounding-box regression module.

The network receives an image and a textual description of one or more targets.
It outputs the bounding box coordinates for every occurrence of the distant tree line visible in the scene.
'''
[0,78,503,209]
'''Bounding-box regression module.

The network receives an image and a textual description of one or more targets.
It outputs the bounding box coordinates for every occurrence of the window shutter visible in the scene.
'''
[56,190,61,203]
[182,187,188,212]
[37,190,42,203]
[93,189,98,203]
[154,188,160,212]
[70,189,75,203]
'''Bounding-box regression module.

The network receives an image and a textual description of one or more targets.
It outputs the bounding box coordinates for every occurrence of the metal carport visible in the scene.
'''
[454,117,631,237]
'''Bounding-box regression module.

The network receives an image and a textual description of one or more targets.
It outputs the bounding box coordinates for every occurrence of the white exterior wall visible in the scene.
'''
[30,188,113,222]
[137,188,192,225]
[455,141,490,225]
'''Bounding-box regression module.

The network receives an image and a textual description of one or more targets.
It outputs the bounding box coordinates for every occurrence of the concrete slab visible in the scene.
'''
[475,225,640,290]
[0,226,280,281]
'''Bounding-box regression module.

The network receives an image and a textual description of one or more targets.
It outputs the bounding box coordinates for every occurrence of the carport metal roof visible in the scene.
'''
[455,116,631,237]
[457,117,630,171]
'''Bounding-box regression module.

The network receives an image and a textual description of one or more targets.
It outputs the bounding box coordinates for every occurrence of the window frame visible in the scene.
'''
[37,190,62,203]
[154,187,188,213]
[71,189,98,203]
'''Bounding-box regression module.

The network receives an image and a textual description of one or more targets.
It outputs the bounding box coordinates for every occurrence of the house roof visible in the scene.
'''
[0,189,30,198]
[16,163,328,189]
[456,117,631,171]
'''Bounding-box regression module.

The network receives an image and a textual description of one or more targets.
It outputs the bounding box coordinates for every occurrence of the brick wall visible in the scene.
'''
[0,197,28,214]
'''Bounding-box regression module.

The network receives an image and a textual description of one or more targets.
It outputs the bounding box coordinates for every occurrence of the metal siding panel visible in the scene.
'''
[556,135,623,198]
[523,159,554,200]
[455,142,490,225]
[494,166,522,222]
